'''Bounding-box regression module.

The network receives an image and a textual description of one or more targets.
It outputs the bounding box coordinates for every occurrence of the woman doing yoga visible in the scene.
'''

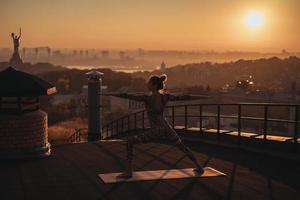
[110,74,207,178]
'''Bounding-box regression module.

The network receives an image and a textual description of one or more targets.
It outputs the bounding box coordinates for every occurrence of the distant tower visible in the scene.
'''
[53,50,61,57]
[137,48,144,56]
[47,47,51,58]
[160,61,166,71]
[102,50,109,58]
[119,51,125,59]
[35,48,39,59]
[282,49,288,54]
[85,50,89,57]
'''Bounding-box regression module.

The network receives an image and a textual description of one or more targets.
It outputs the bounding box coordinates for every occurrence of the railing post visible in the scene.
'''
[74,131,76,142]
[185,105,188,132]
[115,121,117,136]
[128,115,130,134]
[172,106,175,128]
[110,124,113,137]
[121,117,124,133]
[115,121,117,135]
[199,105,203,133]
[238,104,241,140]
[263,105,268,141]
[294,105,299,150]
[78,129,81,142]
[109,123,112,136]
[110,122,113,136]
[112,122,115,136]
[142,111,145,131]
[72,129,77,142]
[78,130,81,142]
[217,105,220,134]
[107,126,109,139]
[107,124,110,137]
[72,133,75,142]
[134,113,137,133]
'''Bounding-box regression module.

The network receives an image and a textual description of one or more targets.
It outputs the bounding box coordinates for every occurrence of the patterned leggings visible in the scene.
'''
[125,119,201,168]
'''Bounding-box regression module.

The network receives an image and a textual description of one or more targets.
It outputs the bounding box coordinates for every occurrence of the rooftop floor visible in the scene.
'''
[1,141,300,200]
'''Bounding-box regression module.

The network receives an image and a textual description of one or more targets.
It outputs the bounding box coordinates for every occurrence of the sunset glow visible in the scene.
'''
[0,0,300,51]
[245,12,264,29]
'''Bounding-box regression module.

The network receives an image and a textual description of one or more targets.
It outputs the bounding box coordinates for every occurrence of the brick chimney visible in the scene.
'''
[0,67,57,159]
[86,70,103,141]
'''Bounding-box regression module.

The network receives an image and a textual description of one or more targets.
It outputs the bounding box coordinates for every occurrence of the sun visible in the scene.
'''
[245,11,264,29]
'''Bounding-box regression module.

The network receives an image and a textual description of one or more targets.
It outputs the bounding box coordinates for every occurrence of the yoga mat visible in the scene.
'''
[98,167,226,183]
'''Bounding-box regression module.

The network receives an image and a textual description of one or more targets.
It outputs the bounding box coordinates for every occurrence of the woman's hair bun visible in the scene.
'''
[160,74,167,82]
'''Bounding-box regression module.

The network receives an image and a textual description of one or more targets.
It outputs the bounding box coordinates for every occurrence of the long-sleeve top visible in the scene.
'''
[110,92,210,128]
[110,93,207,132]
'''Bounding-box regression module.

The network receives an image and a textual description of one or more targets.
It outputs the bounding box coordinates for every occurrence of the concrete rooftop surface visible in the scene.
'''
[1,141,300,200]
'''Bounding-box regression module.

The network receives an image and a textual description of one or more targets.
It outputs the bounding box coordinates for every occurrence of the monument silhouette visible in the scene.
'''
[9,28,23,65]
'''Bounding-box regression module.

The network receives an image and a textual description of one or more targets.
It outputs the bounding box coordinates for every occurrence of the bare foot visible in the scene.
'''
[117,159,133,179]
[117,171,132,179]
[193,167,204,175]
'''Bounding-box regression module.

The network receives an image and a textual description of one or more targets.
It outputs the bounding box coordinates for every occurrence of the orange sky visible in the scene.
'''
[0,0,299,52]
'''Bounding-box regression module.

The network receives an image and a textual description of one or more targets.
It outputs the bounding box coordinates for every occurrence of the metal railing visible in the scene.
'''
[68,128,88,143]
[101,103,300,148]
[50,128,88,145]
[101,110,148,139]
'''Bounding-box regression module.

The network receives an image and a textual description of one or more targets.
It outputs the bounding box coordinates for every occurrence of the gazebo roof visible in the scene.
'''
[0,67,57,96]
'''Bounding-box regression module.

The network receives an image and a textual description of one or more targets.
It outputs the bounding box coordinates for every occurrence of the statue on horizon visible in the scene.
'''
[11,28,21,54]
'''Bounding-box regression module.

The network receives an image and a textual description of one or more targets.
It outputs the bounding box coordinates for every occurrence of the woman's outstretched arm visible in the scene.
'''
[165,93,211,101]
[104,93,147,102]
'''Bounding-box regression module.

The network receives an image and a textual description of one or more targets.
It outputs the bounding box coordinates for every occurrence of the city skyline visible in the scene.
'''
[1,0,300,52]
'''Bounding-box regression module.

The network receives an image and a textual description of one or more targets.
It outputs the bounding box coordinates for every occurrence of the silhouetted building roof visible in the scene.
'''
[0,66,56,96]
[1,141,299,199]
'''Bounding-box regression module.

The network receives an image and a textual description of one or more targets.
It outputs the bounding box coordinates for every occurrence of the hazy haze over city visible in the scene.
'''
[1,0,300,52]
